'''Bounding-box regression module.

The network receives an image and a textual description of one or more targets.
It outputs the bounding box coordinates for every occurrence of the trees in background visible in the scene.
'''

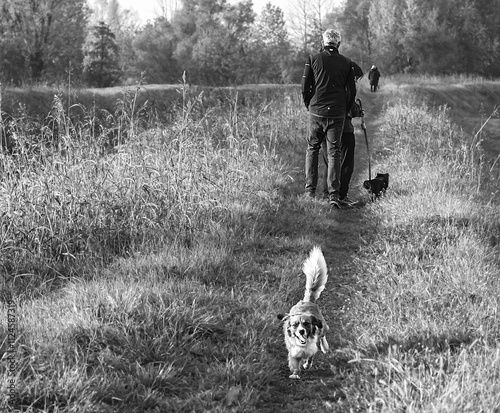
[133,18,181,84]
[169,0,256,85]
[154,0,181,20]
[0,0,88,85]
[336,0,500,75]
[288,0,337,54]
[1,0,500,87]
[83,22,122,87]
[246,3,292,83]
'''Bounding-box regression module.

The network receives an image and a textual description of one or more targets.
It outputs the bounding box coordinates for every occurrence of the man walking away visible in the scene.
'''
[302,29,356,208]
[368,65,381,92]
[321,61,364,205]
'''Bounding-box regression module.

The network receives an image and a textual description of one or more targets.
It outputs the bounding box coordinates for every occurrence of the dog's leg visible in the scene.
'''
[288,355,301,379]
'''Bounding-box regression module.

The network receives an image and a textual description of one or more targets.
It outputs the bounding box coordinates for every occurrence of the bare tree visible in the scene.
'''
[90,0,108,22]
[155,0,180,20]
[288,0,336,53]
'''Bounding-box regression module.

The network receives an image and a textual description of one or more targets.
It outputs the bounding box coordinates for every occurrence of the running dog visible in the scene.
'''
[277,246,329,379]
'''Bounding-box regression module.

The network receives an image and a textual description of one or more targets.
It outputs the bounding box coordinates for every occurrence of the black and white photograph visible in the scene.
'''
[1,0,499,411]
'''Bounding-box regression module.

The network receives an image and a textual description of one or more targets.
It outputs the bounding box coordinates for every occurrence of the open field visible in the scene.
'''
[1,76,500,412]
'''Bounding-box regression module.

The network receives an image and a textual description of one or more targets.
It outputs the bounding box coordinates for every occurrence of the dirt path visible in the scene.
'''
[260,86,388,412]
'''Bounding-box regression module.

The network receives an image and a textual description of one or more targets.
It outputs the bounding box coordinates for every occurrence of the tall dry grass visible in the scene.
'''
[339,95,500,411]
[1,77,499,412]
[0,81,304,412]
[0,82,294,298]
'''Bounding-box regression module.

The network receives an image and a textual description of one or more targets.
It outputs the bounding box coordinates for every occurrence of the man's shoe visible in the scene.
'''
[329,194,340,208]
[339,196,358,206]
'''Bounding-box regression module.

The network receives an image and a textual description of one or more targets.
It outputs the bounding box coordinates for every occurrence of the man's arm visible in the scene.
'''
[301,56,314,109]
[345,65,356,113]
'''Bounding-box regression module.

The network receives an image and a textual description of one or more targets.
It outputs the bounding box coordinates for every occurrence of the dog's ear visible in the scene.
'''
[277,313,289,321]
[311,316,323,330]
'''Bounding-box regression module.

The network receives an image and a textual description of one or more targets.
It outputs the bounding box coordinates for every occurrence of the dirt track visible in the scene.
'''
[258,84,388,412]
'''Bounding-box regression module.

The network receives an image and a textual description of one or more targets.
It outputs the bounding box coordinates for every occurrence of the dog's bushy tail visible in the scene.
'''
[302,246,328,303]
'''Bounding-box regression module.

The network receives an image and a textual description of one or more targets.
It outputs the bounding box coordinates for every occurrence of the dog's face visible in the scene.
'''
[278,314,322,346]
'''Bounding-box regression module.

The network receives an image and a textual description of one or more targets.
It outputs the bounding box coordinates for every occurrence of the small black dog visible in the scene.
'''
[363,173,389,200]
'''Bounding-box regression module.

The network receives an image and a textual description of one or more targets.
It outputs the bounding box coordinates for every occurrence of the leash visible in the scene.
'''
[357,98,372,182]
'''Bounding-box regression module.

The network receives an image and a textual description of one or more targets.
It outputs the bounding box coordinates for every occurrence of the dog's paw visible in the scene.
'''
[289,373,301,379]
[303,358,313,370]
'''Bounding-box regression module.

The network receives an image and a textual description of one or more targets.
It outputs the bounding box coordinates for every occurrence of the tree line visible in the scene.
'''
[1,0,499,88]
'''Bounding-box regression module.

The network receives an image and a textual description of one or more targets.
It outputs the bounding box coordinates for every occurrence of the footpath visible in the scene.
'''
[261,86,387,412]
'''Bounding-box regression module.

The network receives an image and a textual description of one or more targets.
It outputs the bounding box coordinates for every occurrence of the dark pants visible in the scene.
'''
[322,131,355,198]
[305,115,344,197]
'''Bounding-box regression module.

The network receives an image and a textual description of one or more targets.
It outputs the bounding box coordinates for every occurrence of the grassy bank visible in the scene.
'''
[1,77,500,412]
[338,94,500,411]
[0,83,305,412]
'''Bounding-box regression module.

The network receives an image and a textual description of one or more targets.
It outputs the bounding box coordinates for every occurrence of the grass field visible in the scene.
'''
[1,76,500,412]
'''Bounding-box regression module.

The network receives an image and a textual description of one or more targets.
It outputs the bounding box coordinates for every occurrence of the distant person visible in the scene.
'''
[302,28,356,208]
[368,65,381,92]
[321,62,364,205]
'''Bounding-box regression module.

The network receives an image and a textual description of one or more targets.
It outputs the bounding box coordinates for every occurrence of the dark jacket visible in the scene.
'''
[301,46,356,118]
[368,67,381,82]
